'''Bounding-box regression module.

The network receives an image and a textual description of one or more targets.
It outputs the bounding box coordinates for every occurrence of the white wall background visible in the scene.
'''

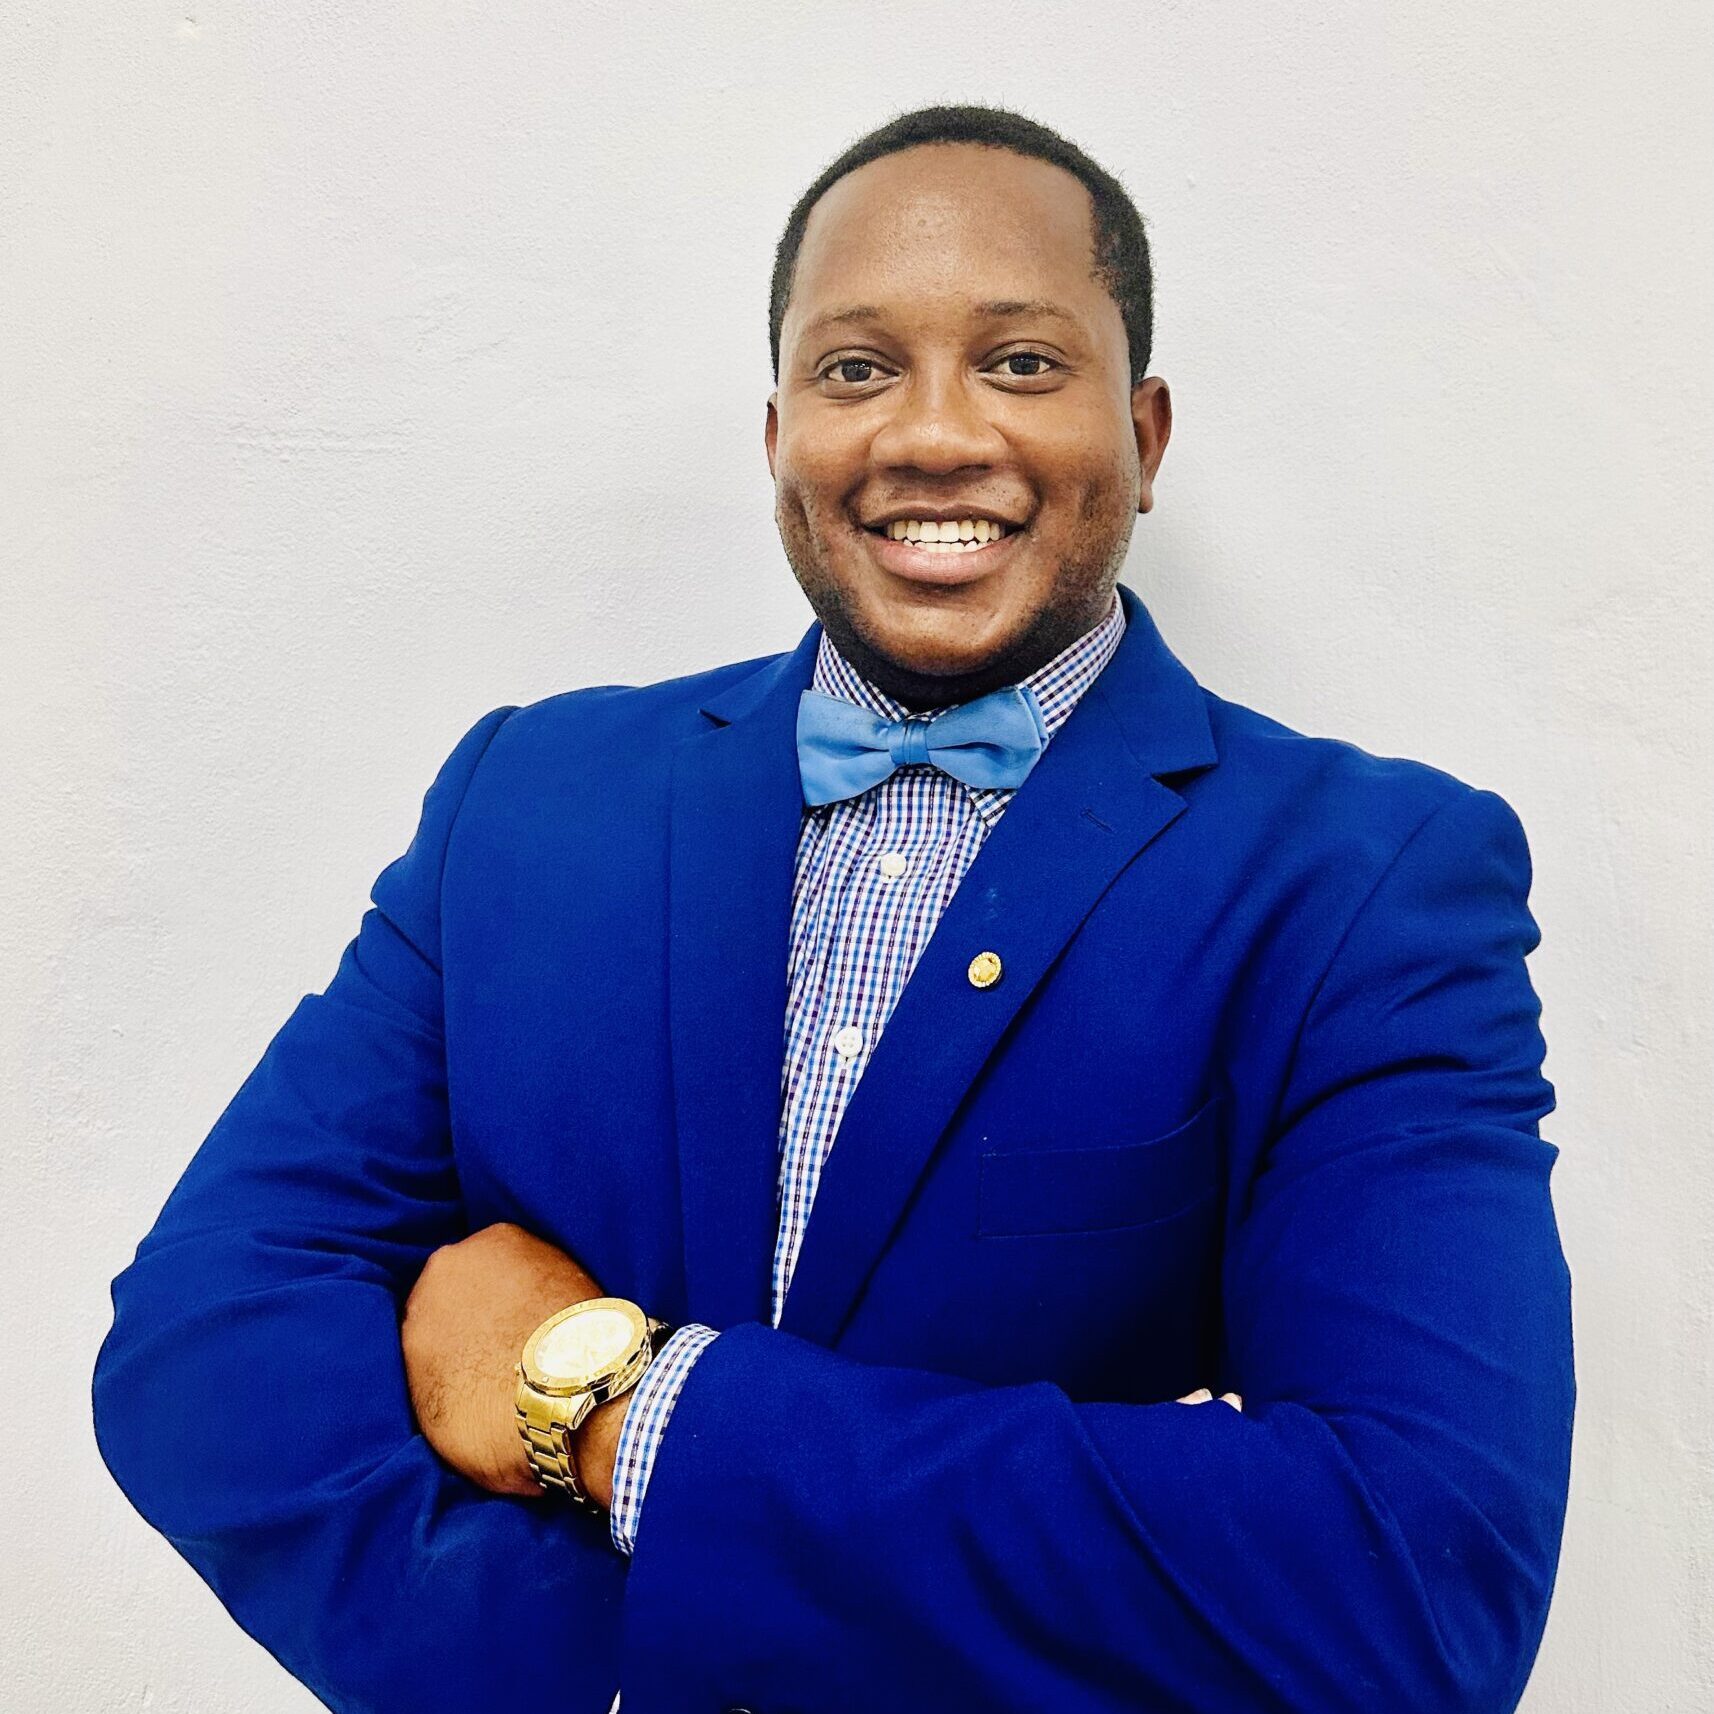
[3,3,1709,1708]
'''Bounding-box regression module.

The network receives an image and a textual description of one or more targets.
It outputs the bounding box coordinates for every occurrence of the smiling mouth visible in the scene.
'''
[855,515,1028,585]
[860,518,1025,554]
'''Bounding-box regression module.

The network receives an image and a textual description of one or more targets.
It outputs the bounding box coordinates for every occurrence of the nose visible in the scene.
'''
[868,363,1008,474]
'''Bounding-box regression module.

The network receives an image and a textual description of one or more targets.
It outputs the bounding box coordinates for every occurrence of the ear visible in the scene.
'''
[1131,377,1172,514]
[765,393,779,479]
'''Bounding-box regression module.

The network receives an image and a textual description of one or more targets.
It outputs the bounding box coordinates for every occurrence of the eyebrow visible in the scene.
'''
[800,299,1080,341]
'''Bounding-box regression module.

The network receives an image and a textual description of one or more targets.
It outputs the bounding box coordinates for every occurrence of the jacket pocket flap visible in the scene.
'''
[977,1092,1225,1237]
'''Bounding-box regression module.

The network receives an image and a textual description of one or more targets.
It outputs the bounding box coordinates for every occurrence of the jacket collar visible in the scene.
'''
[698,583,1214,776]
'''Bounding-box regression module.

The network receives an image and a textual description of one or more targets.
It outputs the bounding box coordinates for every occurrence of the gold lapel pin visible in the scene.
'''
[967,950,1003,990]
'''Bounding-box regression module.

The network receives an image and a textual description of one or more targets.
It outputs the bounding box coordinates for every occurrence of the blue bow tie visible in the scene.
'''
[796,684,1049,807]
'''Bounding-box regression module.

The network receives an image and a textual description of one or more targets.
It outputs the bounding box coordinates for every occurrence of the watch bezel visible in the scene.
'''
[519,1296,649,1397]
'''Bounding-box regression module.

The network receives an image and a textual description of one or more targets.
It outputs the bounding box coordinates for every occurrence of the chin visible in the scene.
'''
[857,606,1023,679]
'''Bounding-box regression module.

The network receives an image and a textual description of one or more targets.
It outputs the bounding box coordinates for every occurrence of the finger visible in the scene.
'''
[1218,1392,1244,1411]
[1176,1387,1213,1404]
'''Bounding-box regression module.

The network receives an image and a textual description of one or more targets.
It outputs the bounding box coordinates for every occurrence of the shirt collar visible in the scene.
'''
[810,588,1127,741]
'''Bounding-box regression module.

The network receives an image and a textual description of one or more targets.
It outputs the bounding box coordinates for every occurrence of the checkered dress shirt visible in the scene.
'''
[607,591,1127,1557]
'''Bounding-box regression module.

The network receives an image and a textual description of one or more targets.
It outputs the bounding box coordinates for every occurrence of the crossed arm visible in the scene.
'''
[92,707,1574,1713]
[396,1218,1243,1523]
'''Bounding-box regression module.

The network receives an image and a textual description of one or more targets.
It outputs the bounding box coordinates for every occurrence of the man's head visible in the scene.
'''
[765,104,1170,709]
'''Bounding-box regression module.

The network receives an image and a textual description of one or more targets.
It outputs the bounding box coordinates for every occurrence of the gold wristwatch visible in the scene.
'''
[514,1297,671,1510]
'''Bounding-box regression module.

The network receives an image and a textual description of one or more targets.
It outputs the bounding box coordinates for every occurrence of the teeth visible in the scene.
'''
[884,518,1012,544]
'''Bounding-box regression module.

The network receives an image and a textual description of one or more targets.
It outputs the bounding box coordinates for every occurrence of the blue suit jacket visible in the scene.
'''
[94,586,1574,1713]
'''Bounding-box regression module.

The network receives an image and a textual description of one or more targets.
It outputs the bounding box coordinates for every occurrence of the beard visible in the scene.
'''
[774,475,1135,709]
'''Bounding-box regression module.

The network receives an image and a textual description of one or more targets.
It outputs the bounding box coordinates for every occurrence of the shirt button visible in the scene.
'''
[833,1025,864,1060]
[878,851,908,878]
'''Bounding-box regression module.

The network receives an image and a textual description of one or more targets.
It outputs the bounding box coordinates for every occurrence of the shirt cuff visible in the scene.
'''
[608,1322,719,1556]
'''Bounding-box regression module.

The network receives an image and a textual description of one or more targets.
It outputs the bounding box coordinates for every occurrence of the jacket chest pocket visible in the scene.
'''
[976,1091,1225,1238]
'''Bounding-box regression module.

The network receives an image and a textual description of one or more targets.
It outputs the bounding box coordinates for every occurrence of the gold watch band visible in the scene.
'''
[515,1315,670,1510]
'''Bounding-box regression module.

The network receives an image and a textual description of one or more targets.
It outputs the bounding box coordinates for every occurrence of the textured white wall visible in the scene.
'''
[3,4,1709,1709]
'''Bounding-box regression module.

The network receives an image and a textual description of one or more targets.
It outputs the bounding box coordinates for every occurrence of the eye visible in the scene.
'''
[990,350,1059,379]
[818,356,890,387]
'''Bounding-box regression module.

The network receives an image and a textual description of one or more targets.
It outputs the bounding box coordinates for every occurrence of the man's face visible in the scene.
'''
[767,142,1171,707]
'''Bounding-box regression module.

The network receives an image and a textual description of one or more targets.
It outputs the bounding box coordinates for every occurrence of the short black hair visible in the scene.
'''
[769,103,1154,385]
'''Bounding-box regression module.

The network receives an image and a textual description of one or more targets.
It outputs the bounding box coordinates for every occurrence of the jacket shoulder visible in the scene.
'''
[1196,686,1526,871]
[474,647,789,765]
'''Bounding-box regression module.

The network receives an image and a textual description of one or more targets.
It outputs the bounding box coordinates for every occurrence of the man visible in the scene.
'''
[94,104,1574,1713]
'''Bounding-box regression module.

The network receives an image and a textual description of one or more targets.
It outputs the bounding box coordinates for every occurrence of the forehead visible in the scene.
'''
[789,143,1106,336]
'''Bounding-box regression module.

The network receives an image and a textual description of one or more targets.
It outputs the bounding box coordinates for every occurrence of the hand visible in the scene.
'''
[401,1222,615,1499]
[1176,1386,1244,1410]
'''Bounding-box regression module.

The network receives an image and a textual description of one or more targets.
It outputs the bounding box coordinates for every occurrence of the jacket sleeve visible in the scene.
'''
[92,707,629,1714]
[615,785,1576,1714]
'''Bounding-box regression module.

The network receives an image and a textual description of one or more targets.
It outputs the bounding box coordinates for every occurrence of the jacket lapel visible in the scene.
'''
[777,587,1219,1348]
[668,623,820,1330]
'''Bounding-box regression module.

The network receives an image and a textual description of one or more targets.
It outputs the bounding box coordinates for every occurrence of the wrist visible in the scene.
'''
[514,1300,669,1512]
[570,1392,630,1511]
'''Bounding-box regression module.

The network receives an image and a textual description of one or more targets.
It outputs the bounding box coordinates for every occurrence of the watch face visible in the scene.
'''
[530,1302,638,1387]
